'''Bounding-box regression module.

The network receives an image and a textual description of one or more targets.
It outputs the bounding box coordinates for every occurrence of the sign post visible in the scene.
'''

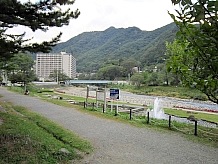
[85,85,89,108]
[110,89,120,114]
[104,85,107,113]
[110,88,120,100]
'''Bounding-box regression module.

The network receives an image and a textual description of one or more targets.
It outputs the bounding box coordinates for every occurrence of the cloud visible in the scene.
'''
[14,0,176,43]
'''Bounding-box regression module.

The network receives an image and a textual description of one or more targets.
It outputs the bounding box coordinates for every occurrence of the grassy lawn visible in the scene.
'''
[7,86,218,148]
[32,89,218,147]
[0,101,92,164]
[69,103,218,147]
[164,108,218,124]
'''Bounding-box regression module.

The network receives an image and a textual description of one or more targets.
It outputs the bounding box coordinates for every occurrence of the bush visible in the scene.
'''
[192,95,207,101]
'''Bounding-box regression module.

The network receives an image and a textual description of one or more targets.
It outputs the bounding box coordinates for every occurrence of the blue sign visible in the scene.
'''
[110,89,119,100]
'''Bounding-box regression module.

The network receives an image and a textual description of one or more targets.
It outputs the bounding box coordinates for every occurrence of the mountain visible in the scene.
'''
[52,23,178,72]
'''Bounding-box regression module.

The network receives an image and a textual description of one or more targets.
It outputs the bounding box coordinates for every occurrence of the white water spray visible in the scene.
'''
[150,98,166,119]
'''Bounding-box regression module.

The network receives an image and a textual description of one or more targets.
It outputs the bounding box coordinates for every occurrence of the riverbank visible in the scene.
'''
[0,87,218,164]
[57,86,218,112]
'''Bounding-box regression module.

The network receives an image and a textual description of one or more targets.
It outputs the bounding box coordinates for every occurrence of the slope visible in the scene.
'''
[52,23,178,72]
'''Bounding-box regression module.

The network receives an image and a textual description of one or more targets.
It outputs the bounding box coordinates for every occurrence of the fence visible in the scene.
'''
[35,90,218,145]
[79,101,218,137]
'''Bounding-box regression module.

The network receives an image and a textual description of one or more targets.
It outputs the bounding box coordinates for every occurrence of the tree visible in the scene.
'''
[168,0,218,103]
[0,0,80,60]
[49,70,70,82]
[141,71,150,86]
[6,53,36,87]
[120,59,139,76]
[97,65,124,80]
[147,72,159,86]
[0,72,3,83]
[130,73,144,87]
[165,40,186,86]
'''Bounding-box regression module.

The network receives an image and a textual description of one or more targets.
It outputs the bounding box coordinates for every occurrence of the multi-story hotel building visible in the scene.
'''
[35,52,76,81]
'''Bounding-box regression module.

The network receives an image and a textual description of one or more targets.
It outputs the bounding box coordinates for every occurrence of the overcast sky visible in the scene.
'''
[16,0,177,43]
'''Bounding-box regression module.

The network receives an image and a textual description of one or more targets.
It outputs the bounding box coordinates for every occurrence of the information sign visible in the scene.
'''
[110,89,120,100]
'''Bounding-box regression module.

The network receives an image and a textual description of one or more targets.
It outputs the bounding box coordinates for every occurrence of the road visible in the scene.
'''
[0,87,217,164]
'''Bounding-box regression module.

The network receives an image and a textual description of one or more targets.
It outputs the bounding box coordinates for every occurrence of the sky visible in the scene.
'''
[16,0,177,43]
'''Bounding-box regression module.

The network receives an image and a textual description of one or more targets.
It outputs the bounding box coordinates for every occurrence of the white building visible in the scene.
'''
[35,52,76,81]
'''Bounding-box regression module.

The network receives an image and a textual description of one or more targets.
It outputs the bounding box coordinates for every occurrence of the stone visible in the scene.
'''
[187,115,197,121]
[59,148,70,155]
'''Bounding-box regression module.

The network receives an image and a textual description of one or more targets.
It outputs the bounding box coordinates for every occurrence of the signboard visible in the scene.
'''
[96,90,104,101]
[110,88,120,100]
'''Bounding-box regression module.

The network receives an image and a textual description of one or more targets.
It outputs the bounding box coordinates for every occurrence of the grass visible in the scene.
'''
[33,89,218,147]
[0,101,92,164]
[7,86,218,148]
[78,105,218,147]
[164,108,218,124]
[39,89,218,124]
[110,84,208,101]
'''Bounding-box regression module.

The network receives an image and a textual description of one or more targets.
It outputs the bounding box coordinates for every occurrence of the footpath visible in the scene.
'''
[0,88,217,164]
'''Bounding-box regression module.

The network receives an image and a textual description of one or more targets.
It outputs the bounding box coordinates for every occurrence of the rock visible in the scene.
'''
[59,148,70,155]
[187,115,198,121]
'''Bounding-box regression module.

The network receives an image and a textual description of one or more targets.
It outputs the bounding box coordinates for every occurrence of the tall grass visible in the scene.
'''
[0,101,92,163]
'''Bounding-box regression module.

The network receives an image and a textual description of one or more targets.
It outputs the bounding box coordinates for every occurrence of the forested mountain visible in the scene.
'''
[52,23,178,72]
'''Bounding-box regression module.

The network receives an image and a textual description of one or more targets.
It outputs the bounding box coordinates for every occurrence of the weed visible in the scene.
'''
[0,102,92,163]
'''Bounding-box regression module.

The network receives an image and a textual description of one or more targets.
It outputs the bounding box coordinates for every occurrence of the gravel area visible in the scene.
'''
[58,86,218,111]
[0,87,217,164]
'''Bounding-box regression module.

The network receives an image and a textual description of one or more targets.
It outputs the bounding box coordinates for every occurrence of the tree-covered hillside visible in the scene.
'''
[52,23,178,72]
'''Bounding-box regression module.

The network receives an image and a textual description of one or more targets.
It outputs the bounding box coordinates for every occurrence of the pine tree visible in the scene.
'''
[0,0,80,60]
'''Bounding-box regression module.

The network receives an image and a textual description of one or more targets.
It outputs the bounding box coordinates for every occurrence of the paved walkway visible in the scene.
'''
[0,88,217,164]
